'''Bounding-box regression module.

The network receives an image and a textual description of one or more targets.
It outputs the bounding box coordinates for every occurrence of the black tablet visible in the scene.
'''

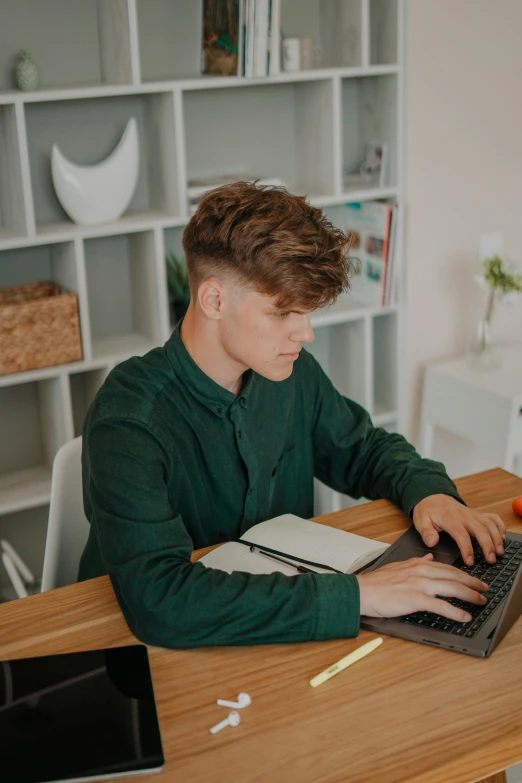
[0,644,165,783]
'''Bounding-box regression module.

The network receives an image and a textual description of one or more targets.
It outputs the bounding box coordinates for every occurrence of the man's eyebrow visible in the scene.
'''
[271,305,310,314]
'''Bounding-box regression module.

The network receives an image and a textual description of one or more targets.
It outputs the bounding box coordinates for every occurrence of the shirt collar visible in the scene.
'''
[164,320,254,418]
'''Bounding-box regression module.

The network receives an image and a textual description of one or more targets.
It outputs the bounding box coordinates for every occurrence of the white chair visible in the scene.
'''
[41,436,90,592]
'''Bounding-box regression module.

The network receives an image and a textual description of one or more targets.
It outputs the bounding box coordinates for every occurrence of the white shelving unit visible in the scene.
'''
[0,0,404,592]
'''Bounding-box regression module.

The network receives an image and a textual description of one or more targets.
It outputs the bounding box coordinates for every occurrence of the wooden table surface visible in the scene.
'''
[1,468,522,783]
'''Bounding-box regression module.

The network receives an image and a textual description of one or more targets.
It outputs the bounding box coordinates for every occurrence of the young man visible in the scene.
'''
[79,182,505,648]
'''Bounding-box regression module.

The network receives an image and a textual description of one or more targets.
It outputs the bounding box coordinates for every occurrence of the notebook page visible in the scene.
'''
[198,542,298,576]
[239,514,389,574]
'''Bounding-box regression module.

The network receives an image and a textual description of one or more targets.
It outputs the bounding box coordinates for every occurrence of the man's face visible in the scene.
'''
[219,284,315,382]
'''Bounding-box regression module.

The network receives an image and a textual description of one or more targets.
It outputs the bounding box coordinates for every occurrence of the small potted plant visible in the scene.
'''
[166,252,191,325]
[467,254,522,369]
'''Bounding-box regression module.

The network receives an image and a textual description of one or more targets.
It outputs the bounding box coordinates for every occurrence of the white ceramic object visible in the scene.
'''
[51,117,139,225]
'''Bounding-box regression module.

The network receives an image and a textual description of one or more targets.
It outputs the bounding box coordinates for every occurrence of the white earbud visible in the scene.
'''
[216,692,251,709]
[209,710,241,734]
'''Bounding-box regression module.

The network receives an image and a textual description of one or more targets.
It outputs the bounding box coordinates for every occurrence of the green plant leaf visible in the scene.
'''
[483,255,522,295]
[166,252,191,307]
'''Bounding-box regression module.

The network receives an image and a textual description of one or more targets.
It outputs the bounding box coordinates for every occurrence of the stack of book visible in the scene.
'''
[342,201,399,308]
[202,0,281,78]
[187,174,287,215]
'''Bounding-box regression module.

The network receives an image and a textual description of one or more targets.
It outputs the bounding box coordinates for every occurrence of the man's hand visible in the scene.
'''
[412,494,506,566]
[356,554,489,623]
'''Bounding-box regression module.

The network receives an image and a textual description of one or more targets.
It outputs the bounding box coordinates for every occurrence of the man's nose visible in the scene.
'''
[291,314,314,345]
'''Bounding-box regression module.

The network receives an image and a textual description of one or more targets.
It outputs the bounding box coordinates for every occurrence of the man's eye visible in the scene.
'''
[275,312,290,318]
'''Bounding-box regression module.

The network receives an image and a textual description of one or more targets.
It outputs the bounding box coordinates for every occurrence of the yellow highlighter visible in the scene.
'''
[310,637,383,687]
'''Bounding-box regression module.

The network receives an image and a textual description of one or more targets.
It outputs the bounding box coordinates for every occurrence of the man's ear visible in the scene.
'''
[197,277,226,319]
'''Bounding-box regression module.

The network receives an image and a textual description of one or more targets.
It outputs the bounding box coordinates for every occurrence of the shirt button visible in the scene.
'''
[238,431,242,438]
[247,488,253,496]
[217,407,223,414]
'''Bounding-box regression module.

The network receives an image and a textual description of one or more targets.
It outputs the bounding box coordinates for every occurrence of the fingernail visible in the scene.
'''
[467,556,474,565]
[426,535,437,546]
[498,546,504,555]
[482,582,489,589]
[464,614,472,622]
[488,553,496,562]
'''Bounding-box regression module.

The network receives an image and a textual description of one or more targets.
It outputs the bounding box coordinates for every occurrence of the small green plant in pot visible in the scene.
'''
[468,254,522,369]
[166,252,191,325]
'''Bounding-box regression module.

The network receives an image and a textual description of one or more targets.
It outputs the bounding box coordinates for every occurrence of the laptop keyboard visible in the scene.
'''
[399,538,522,638]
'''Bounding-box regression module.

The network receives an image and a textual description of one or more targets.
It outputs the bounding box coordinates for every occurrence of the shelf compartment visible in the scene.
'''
[372,311,397,416]
[0,240,88,369]
[0,0,136,92]
[306,317,368,408]
[370,0,398,66]
[84,231,165,361]
[138,0,363,81]
[69,367,111,438]
[0,505,49,599]
[0,104,29,242]
[164,225,189,329]
[0,377,71,516]
[281,0,362,69]
[24,92,180,233]
[137,0,204,82]
[0,466,52,516]
[322,200,397,310]
[311,292,390,327]
[342,74,398,191]
[183,79,335,199]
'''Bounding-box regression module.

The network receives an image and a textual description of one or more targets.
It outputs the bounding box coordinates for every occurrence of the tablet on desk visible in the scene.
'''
[0,644,165,783]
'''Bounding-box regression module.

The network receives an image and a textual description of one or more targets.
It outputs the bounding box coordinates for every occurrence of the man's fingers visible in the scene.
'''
[444,525,475,566]
[424,577,488,605]
[473,515,505,558]
[426,597,474,624]
[484,513,507,541]
[414,562,489,591]
[469,521,501,564]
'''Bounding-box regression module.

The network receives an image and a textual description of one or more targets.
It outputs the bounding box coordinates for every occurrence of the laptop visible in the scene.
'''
[0,644,165,783]
[359,526,522,657]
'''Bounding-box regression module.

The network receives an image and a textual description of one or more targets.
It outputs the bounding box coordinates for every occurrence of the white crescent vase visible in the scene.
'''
[51,117,140,226]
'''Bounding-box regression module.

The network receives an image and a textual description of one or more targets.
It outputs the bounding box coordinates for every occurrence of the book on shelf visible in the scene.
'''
[205,0,280,78]
[253,0,269,76]
[385,203,399,307]
[187,174,287,214]
[244,0,254,76]
[198,513,390,576]
[202,0,242,77]
[343,201,397,308]
[268,0,281,75]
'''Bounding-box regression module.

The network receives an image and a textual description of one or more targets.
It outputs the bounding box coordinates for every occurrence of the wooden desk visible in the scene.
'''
[1,468,522,783]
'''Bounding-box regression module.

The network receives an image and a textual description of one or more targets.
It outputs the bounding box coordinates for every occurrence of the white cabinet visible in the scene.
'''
[0,0,404,593]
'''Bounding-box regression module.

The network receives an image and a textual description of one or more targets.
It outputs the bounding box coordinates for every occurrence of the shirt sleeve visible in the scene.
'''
[83,417,360,649]
[305,352,467,518]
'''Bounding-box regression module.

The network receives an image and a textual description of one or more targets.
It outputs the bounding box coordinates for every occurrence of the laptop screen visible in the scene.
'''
[0,644,165,783]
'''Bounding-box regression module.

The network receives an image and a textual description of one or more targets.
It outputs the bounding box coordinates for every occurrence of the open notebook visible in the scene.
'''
[198,513,390,576]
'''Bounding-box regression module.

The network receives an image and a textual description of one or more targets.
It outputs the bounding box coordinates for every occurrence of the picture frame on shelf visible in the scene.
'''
[362,141,388,187]
[345,140,388,190]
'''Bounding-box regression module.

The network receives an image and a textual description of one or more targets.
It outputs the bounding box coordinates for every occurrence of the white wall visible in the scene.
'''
[405,0,522,479]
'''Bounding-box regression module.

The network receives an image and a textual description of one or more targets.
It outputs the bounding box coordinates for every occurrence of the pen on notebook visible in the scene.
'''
[249,545,316,573]
[310,637,383,687]
[237,538,343,573]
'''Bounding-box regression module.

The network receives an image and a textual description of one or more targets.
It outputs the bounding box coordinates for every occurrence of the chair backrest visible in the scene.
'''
[41,436,90,592]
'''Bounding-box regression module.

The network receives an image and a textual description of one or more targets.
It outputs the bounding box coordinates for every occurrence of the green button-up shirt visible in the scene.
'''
[78,323,465,648]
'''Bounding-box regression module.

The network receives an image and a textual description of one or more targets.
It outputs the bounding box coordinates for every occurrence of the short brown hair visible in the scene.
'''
[182,181,355,310]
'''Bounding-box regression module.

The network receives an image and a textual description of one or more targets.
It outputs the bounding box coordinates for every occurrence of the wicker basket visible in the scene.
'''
[0,281,83,376]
